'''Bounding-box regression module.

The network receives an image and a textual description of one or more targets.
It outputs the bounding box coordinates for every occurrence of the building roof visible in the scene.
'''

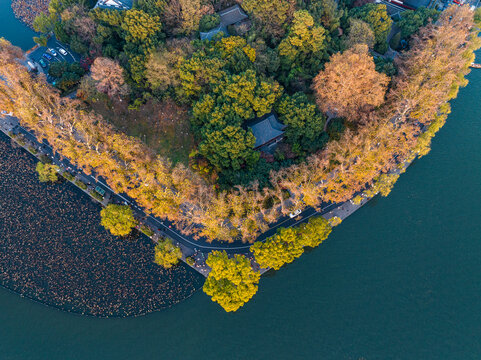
[200,5,249,40]
[247,113,286,149]
[218,5,248,26]
[94,0,133,10]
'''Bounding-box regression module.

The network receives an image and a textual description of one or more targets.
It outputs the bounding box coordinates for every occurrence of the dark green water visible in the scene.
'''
[2,4,481,359]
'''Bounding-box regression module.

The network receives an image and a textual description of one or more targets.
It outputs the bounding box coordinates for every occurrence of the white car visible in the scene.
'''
[58,48,68,56]
[289,209,302,218]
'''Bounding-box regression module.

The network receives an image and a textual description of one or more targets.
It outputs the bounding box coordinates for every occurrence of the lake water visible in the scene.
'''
[1,3,481,359]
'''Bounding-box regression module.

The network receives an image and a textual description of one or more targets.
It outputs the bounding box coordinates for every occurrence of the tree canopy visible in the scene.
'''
[100,204,138,236]
[312,44,389,121]
[203,251,260,312]
[154,238,183,268]
[36,162,60,183]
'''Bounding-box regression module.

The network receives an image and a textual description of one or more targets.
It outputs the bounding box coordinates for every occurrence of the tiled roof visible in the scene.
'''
[199,5,248,40]
[94,0,133,10]
[248,113,286,149]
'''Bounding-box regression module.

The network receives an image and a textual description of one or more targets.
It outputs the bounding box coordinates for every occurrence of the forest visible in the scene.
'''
[0,1,480,311]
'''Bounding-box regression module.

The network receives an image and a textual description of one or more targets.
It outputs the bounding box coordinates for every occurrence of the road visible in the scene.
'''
[12,122,343,254]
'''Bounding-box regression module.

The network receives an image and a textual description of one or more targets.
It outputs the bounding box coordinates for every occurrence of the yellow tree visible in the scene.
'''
[312,44,389,121]
[203,251,260,312]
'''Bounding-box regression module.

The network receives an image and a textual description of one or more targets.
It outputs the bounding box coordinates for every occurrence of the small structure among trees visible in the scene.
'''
[200,5,249,40]
[94,0,133,10]
[247,113,286,152]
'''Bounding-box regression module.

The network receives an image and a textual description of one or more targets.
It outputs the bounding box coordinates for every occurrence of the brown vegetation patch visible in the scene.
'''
[91,98,195,164]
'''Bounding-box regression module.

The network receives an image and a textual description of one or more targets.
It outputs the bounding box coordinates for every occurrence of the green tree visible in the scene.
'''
[278,10,327,66]
[309,0,344,33]
[275,92,326,154]
[36,162,60,183]
[242,0,295,40]
[344,18,375,50]
[203,251,261,312]
[297,216,332,248]
[154,238,182,268]
[33,13,56,33]
[251,227,304,270]
[350,4,392,53]
[121,9,161,44]
[100,204,137,236]
[199,125,259,171]
[397,7,439,40]
[213,70,283,120]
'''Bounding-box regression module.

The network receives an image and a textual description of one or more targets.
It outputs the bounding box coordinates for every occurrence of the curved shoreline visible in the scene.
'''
[0,131,204,317]
[0,281,203,318]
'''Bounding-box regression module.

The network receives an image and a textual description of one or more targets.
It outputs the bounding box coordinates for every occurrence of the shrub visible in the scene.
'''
[75,179,88,190]
[62,171,75,181]
[140,224,154,237]
[186,256,195,266]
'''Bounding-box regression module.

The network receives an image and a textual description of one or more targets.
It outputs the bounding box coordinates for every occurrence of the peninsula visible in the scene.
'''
[0,0,479,313]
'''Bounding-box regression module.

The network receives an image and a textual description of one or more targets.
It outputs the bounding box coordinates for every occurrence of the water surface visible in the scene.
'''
[1,4,481,359]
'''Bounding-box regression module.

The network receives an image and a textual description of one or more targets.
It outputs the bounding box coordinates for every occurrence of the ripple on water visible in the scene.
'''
[0,132,204,317]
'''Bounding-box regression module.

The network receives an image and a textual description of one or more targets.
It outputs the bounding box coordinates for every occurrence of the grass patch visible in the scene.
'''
[89,98,194,165]
[62,171,75,181]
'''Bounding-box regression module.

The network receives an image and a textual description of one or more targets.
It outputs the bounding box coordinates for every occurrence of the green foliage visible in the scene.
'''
[139,224,155,237]
[364,173,400,197]
[309,0,344,33]
[374,57,396,77]
[275,92,326,154]
[74,179,88,190]
[297,216,332,248]
[397,7,439,41]
[199,14,221,32]
[389,31,401,50]
[90,190,104,201]
[62,171,75,181]
[154,238,182,268]
[278,10,327,65]
[203,251,261,312]
[350,4,392,52]
[251,227,304,270]
[192,70,282,170]
[326,117,345,140]
[36,162,60,183]
[344,18,375,50]
[252,215,333,270]
[49,62,86,92]
[121,9,162,44]
[186,256,195,266]
[33,13,56,33]
[198,125,259,171]
[100,204,137,236]
[278,10,327,87]
[33,35,48,47]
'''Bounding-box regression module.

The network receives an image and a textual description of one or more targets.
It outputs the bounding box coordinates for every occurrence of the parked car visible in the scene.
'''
[42,53,52,61]
[48,48,57,56]
[58,48,68,56]
[38,59,47,68]
[289,209,302,218]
